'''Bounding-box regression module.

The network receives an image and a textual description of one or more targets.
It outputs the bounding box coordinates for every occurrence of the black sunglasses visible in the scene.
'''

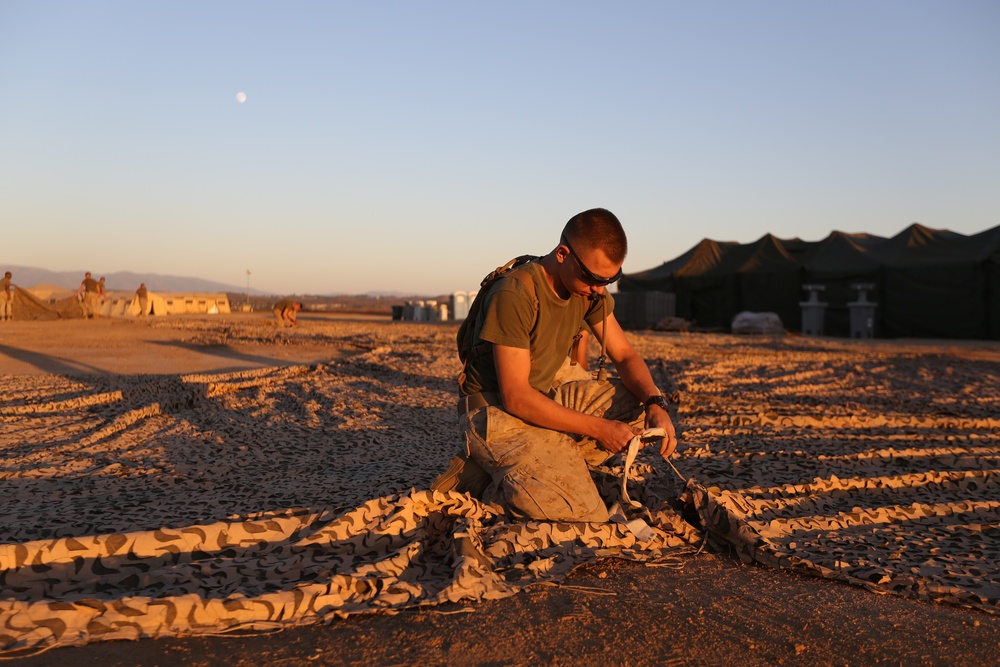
[561,237,622,286]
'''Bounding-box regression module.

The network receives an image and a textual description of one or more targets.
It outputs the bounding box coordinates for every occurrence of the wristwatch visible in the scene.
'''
[644,394,670,411]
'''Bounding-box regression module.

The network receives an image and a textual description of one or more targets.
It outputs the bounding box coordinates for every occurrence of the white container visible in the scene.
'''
[451,291,469,320]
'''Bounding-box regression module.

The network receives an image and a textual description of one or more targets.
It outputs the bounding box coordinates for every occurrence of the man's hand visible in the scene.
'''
[593,419,643,455]
[590,313,679,458]
[644,404,678,458]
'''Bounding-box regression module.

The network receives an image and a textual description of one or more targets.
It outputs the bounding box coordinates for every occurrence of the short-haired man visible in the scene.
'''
[135,283,149,316]
[433,208,677,522]
[75,272,100,319]
[273,299,303,327]
[1,271,12,321]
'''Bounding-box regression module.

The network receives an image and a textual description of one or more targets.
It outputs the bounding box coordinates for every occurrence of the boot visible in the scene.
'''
[430,452,491,499]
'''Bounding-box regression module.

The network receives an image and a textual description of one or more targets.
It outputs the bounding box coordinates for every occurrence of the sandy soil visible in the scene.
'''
[2,314,999,666]
[0,313,369,376]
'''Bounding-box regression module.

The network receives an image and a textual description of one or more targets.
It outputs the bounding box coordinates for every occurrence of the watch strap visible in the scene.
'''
[644,394,669,410]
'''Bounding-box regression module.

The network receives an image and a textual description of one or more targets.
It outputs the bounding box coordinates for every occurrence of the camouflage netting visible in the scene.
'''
[1,320,998,653]
[9,286,84,321]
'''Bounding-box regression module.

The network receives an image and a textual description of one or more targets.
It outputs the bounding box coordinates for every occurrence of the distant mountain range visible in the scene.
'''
[4,266,268,295]
[2,266,436,298]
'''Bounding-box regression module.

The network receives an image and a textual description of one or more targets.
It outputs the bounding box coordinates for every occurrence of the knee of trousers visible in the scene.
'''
[465,406,612,523]
[496,462,611,523]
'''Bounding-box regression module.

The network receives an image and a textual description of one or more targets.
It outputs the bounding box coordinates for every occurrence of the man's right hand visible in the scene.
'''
[593,419,643,455]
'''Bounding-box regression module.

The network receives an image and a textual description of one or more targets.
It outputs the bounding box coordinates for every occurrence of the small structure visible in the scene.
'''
[397,293,471,322]
[849,283,877,339]
[398,299,449,322]
[799,284,827,336]
[451,291,470,320]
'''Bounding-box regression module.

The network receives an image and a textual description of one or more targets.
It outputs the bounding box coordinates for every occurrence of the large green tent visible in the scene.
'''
[619,223,1000,339]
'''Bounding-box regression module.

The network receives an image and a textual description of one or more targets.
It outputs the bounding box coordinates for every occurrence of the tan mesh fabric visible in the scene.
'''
[0,489,692,650]
[1,321,998,653]
[0,329,695,654]
[632,334,1000,616]
[10,287,83,321]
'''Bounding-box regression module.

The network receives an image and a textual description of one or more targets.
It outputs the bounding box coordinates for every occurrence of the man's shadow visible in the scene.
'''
[0,343,108,375]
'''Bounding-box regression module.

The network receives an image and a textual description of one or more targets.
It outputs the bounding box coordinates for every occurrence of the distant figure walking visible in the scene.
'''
[135,283,148,316]
[76,272,101,319]
[273,299,303,327]
[1,271,12,321]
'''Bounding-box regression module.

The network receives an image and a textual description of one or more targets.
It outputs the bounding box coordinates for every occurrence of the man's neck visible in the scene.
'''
[538,251,571,300]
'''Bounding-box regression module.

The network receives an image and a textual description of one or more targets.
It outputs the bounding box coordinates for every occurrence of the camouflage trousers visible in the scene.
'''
[457,379,643,523]
[82,293,100,318]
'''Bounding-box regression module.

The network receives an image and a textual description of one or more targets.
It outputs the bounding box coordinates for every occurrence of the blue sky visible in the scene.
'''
[2,1,998,295]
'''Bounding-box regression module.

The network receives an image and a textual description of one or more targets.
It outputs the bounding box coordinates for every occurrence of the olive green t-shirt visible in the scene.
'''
[461,261,613,396]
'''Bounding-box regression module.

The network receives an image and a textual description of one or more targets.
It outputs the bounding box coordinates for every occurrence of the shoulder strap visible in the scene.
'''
[464,263,539,363]
[457,259,541,390]
[507,265,538,322]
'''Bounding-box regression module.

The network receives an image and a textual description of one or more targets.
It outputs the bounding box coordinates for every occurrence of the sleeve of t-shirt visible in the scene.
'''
[478,278,536,350]
[583,292,615,329]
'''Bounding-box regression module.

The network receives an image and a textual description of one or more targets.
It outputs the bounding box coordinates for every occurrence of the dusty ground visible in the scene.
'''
[2,313,999,666]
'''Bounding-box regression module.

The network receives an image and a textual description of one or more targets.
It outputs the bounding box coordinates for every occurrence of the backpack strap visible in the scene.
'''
[464,265,538,362]
[458,263,539,389]
[568,327,586,368]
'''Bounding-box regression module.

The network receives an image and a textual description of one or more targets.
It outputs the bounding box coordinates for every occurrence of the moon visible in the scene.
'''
[236,91,247,104]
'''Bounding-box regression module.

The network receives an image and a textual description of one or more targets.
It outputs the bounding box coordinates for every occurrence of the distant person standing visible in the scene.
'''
[1,271,12,321]
[97,277,107,306]
[135,283,148,316]
[273,299,302,327]
[76,272,101,318]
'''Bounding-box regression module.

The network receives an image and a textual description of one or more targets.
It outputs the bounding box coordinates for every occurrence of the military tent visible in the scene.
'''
[146,292,231,315]
[619,223,1000,339]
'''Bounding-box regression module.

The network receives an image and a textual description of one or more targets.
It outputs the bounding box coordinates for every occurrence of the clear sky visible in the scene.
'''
[2,1,998,295]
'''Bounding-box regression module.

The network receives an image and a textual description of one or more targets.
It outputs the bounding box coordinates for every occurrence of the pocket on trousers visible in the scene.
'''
[502,463,609,523]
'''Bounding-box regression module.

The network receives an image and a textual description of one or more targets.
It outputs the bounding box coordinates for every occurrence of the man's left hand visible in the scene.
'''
[644,404,678,458]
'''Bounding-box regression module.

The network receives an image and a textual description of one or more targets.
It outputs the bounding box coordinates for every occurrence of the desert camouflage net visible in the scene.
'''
[640,335,1000,614]
[1,321,998,653]
[9,286,83,321]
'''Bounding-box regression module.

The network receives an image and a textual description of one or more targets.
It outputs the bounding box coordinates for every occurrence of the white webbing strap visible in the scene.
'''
[608,428,667,542]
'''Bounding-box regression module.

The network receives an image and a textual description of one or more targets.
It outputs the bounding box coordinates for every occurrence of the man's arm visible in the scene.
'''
[493,344,641,454]
[590,311,678,457]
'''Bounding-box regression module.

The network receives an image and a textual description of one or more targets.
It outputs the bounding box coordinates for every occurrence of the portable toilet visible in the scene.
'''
[451,291,470,320]
[849,283,877,339]
[799,284,827,336]
[412,300,426,321]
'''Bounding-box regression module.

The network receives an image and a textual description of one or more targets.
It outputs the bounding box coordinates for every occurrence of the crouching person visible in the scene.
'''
[431,208,677,522]
[273,299,302,327]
